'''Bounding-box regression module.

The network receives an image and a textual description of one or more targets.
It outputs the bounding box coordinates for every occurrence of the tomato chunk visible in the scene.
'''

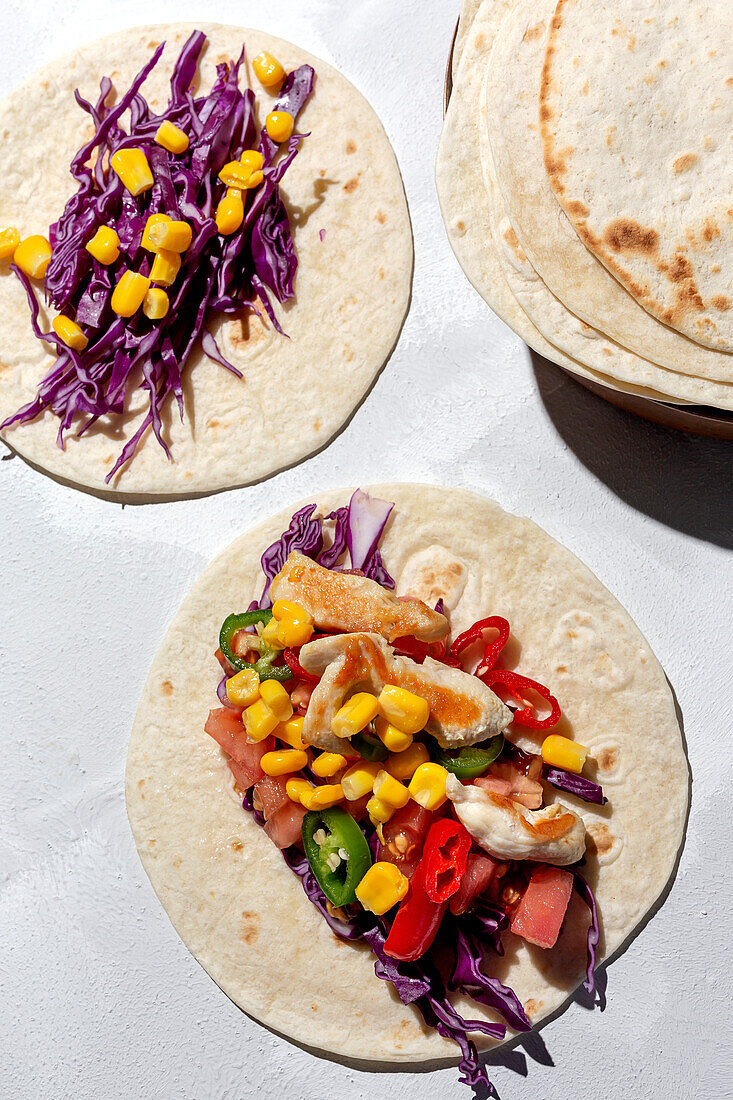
[264,800,308,849]
[253,774,291,820]
[449,852,500,915]
[510,865,573,949]
[205,707,256,765]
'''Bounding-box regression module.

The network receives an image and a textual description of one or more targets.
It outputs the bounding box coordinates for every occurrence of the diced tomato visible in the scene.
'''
[343,794,371,822]
[489,762,543,809]
[228,756,262,793]
[205,708,270,766]
[264,800,308,849]
[215,648,233,675]
[290,681,314,715]
[382,802,434,862]
[449,852,500,915]
[475,775,513,799]
[253,774,290,820]
[510,865,573,949]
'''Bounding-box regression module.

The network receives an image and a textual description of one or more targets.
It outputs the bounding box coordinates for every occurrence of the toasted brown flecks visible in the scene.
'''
[138,778,146,789]
[712,295,731,311]
[346,140,357,154]
[587,822,614,856]
[311,1003,319,1012]
[523,22,545,42]
[207,419,220,429]
[524,999,543,1016]
[161,680,174,696]
[456,220,466,233]
[379,267,385,280]
[104,454,114,466]
[230,840,244,852]
[712,264,721,273]
[606,125,617,148]
[555,664,568,674]
[672,152,698,174]
[726,77,733,87]
[702,218,720,242]
[602,219,659,254]
[147,40,161,50]
[597,746,618,771]
[240,910,259,945]
[313,418,321,431]
[227,305,270,350]
[344,347,355,362]
[474,32,486,49]
[376,211,387,225]
[343,175,361,194]
[581,81,589,95]
[568,199,589,218]
[539,102,552,123]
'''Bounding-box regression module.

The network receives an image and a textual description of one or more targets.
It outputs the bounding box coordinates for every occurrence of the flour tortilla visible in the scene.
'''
[126,484,688,1065]
[452,0,484,80]
[0,24,412,497]
[486,0,733,386]
[436,0,682,404]
[541,0,733,352]
[478,0,733,409]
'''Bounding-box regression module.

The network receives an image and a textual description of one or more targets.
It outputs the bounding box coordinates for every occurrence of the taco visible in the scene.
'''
[126,485,688,1092]
[0,26,411,496]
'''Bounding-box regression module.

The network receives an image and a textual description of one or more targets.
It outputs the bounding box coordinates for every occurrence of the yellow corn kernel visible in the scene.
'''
[332,692,380,739]
[14,235,52,280]
[541,734,589,775]
[244,698,279,742]
[341,760,381,801]
[225,668,261,707]
[366,796,394,825]
[85,225,120,265]
[278,715,306,750]
[0,227,20,259]
[302,783,343,811]
[385,741,430,782]
[408,763,449,811]
[375,715,413,754]
[252,51,285,88]
[260,748,308,776]
[147,219,192,253]
[259,679,293,723]
[355,861,409,916]
[216,188,244,236]
[141,213,172,252]
[286,777,312,804]
[110,271,151,318]
[154,120,190,154]
[110,148,154,196]
[149,249,181,288]
[240,150,265,172]
[265,110,294,143]
[373,769,410,810]
[277,617,313,647]
[219,160,254,189]
[272,599,310,622]
[52,315,88,352]
[312,752,347,779]
[143,287,170,320]
[378,684,430,735]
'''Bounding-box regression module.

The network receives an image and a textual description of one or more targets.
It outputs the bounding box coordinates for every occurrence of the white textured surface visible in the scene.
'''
[1,2,732,1098]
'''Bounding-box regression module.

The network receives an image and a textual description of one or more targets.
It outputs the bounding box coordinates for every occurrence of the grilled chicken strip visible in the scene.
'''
[446,773,586,865]
[299,633,512,753]
[269,552,449,643]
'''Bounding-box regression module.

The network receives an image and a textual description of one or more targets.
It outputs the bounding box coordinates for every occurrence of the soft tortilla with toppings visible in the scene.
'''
[0,25,411,496]
[127,484,688,1092]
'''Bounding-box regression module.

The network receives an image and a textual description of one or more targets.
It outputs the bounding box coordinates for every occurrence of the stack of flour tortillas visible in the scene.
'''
[437,0,733,409]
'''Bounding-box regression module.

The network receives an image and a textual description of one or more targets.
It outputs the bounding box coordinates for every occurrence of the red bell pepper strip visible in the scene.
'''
[481,669,561,730]
[450,616,510,677]
[383,861,447,962]
[421,819,472,903]
[282,647,320,684]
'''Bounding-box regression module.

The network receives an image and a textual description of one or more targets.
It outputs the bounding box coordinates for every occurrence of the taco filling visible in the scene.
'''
[205,489,602,1093]
[0,30,313,481]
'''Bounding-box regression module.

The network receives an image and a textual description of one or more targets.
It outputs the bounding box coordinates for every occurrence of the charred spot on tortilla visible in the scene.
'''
[397,545,468,612]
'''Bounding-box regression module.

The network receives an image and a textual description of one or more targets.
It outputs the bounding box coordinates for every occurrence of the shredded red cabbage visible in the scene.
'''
[258,490,396,605]
[572,870,600,995]
[1,32,314,482]
[448,926,532,1034]
[544,765,607,805]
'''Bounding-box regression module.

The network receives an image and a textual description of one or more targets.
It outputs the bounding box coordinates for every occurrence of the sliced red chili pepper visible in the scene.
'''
[421,818,472,903]
[482,670,561,730]
[450,616,510,677]
[383,861,447,962]
[392,634,461,668]
[282,647,320,684]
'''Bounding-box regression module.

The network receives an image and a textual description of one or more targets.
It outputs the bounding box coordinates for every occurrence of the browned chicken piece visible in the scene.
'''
[299,633,512,753]
[269,551,450,643]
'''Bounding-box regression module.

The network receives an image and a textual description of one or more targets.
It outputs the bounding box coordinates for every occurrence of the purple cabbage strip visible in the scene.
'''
[544,765,607,805]
[347,488,395,576]
[449,927,532,1034]
[2,33,314,482]
[259,503,324,606]
[318,506,349,569]
[572,870,600,995]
